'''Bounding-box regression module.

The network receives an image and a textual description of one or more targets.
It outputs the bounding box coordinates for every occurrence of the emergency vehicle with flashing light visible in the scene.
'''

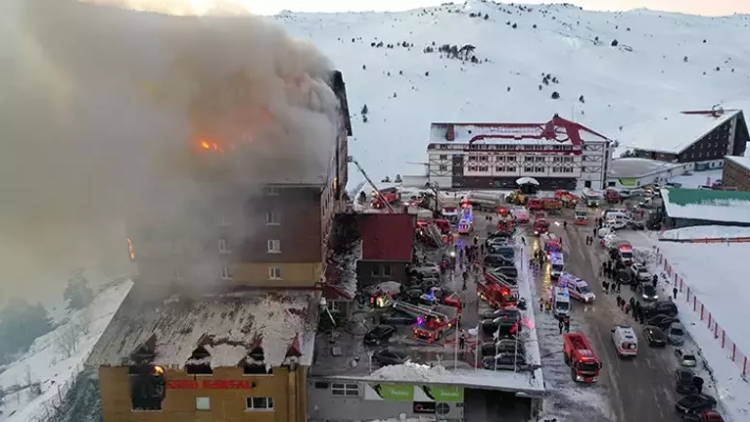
[557,273,596,303]
[412,305,459,343]
[552,286,571,318]
[533,218,550,236]
[540,232,562,256]
[549,252,564,279]
[563,332,602,383]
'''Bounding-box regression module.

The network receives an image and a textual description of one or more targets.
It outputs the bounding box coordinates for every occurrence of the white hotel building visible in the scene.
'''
[426,115,613,191]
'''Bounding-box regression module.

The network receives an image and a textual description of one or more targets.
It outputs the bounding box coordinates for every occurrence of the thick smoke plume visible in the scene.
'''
[0,0,340,303]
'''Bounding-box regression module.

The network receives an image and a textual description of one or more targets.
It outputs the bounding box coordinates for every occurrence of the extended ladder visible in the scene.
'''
[392,300,448,320]
[486,270,519,293]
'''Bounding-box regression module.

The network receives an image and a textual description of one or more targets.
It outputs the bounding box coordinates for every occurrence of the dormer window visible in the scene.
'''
[242,346,272,375]
[186,346,213,375]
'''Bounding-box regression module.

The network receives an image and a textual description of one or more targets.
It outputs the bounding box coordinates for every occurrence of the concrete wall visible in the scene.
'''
[307,380,464,421]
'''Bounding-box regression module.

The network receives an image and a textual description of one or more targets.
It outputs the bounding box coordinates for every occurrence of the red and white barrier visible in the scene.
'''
[656,249,748,378]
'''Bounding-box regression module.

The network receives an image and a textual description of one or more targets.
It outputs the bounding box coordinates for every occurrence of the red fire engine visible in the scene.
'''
[563,332,602,383]
[371,188,400,209]
[477,272,518,308]
[527,198,543,211]
[412,305,459,343]
[533,218,550,236]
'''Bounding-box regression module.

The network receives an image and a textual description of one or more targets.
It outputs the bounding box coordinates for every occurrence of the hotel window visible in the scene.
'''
[265,187,280,196]
[218,239,231,254]
[331,383,359,396]
[524,156,534,162]
[196,397,210,411]
[535,157,545,162]
[245,397,274,411]
[535,167,545,172]
[507,167,516,172]
[267,240,281,253]
[496,156,505,162]
[468,156,478,161]
[469,166,478,171]
[266,211,280,225]
[495,166,504,172]
[478,166,489,172]
[507,156,516,161]
[552,167,560,173]
[439,165,448,171]
[269,266,282,280]
[372,264,392,277]
[524,167,534,173]
[479,156,488,162]
[220,267,232,280]
[439,154,448,160]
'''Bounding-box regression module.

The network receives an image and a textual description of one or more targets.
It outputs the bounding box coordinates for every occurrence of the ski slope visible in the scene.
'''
[276,0,750,183]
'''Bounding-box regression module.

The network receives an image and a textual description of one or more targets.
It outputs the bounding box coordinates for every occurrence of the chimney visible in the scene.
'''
[446,124,455,141]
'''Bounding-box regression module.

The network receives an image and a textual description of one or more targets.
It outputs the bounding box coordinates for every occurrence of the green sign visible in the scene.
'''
[367,384,414,401]
[421,385,464,402]
[618,178,637,187]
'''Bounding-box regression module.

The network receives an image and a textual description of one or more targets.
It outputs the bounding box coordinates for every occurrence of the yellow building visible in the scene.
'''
[87,291,319,422]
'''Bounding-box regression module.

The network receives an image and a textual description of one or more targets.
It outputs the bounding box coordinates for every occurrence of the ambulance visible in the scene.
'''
[552,286,571,319]
[549,252,564,279]
[557,273,596,303]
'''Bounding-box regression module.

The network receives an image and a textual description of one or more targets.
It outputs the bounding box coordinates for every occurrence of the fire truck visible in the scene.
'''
[555,189,579,208]
[533,218,550,236]
[371,187,401,209]
[477,271,518,308]
[410,305,459,343]
[563,332,602,383]
[527,198,543,211]
[540,232,562,256]
[574,206,589,225]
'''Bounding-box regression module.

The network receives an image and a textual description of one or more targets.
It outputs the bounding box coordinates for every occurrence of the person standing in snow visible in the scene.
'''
[558,319,564,335]
[673,287,678,299]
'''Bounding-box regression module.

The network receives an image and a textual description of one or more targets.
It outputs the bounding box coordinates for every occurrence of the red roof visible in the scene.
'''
[359,213,415,262]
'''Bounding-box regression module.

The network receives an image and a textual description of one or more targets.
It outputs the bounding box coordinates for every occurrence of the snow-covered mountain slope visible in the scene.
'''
[276,0,750,183]
[0,280,131,422]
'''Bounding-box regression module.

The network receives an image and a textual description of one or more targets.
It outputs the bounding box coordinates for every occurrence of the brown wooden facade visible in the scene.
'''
[722,157,750,191]
[99,365,307,422]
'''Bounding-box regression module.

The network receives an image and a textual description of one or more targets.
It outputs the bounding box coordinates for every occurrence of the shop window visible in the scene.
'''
[314,382,330,389]
[245,397,275,411]
[331,383,359,396]
[196,397,210,411]
[128,365,166,411]
[371,264,391,277]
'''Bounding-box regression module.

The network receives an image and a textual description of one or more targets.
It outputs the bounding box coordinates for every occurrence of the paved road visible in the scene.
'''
[530,208,683,422]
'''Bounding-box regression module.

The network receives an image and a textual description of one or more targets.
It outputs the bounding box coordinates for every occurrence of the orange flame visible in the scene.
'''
[127,238,135,260]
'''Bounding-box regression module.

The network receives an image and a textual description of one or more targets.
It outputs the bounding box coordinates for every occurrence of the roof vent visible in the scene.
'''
[711,104,724,117]
[446,124,455,141]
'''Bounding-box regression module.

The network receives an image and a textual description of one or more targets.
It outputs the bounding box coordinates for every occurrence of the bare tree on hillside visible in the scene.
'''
[56,323,82,359]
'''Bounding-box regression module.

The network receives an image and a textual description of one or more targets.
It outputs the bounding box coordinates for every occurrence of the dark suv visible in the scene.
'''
[642,300,678,318]
[364,325,397,346]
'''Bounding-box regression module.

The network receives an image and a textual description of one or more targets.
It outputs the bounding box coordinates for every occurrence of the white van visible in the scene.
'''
[611,325,638,358]
[605,212,631,230]
[552,287,571,319]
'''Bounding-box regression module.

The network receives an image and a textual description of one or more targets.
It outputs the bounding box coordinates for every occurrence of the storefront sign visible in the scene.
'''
[364,383,414,401]
[413,401,436,414]
[420,385,464,402]
[618,178,637,187]
[166,380,254,390]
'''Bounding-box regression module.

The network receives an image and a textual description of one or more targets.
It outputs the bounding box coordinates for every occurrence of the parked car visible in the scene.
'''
[642,300,678,318]
[639,283,659,302]
[372,349,410,366]
[484,254,514,268]
[675,349,698,367]
[647,314,680,330]
[668,322,686,345]
[626,220,645,230]
[408,264,440,278]
[380,311,416,326]
[681,410,725,422]
[481,354,526,371]
[481,340,525,357]
[643,326,668,347]
[675,394,717,415]
[480,308,521,321]
[481,317,520,336]
[495,266,519,279]
[630,263,651,283]
[616,268,633,285]
[675,368,698,395]
[364,325,397,346]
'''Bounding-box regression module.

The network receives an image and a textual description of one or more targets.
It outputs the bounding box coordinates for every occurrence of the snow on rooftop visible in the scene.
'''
[609,157,683,178]
[661,188,750,224]
[667,169,723,189]
[339,361,545,395]
[618,110,740,154]
[87,291,319,369]
[660,225,750,241]
[725,155,750,172]
[428,120,610,147]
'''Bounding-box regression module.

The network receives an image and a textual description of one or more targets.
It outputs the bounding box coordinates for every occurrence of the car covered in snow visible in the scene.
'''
[668,322,686,345]
[630,263,652,283]
[647,314,680,330]
[482,353,526,371]
[675,349,698,367]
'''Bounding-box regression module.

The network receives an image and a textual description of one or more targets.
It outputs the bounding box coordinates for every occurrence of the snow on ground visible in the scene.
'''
[524,236,613,421]
[667,169,723,188]
[618,230,750,421]
[0,280,132,422]
[277,1,750,184]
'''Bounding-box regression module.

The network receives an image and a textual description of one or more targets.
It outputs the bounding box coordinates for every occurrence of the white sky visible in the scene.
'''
[235,0,750,17]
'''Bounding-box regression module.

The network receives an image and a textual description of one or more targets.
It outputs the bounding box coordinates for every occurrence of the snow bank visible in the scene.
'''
[660,225,750,241]
[369,362,449,382]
